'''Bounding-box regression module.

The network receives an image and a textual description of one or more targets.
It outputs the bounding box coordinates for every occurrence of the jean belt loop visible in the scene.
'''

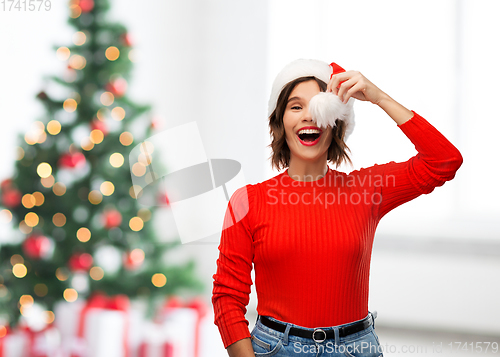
[371,310,377,328]
[282,323,291,346]
[333,326,340,347]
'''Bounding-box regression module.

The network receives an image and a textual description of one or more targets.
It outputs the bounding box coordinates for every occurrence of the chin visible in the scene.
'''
[294,150,328,163]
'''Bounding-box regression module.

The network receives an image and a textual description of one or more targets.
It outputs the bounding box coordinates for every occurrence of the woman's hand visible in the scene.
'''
[327,70,387,105]
[327,70,414,125]
[226,338,255,357]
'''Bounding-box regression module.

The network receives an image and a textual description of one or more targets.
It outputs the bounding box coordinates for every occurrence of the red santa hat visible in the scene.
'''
[268,59,355,140]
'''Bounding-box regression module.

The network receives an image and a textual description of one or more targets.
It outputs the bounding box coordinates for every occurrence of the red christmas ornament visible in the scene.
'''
[1,188,22,208]
[23,234,51,259]
[58,152,86,169]
[103,209,122,229]
[79,0,94,12]
[1,179,13,190]
[123,249,144,270]
[68,252,93,272]
[90,119,108,136]
[104,77,128,98]
[120,33,133,47]
[0,179,13,191]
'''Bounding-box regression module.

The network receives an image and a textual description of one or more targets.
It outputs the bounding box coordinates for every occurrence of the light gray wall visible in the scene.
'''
[110,0,269,186]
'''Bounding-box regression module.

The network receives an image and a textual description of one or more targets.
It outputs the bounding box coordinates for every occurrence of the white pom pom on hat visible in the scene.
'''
[268,59,355,140]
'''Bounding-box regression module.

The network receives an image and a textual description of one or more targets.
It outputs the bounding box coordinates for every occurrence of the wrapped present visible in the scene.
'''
[137,321,176,357]
[20,324,61,357]
[54,299,87,357]
[157,297,207,357]
[54,293,129,357]
[197,310,227,357]
[73,293,130,357]
[54,300,85,357]
[138,342,173,357]
[0,326,29,357]
[126,305,146,357]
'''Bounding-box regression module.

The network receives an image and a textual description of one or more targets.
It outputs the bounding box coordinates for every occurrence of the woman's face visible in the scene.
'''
[283,80,333,165]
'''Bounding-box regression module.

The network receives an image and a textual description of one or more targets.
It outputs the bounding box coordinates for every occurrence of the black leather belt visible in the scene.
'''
[259,314,374,343]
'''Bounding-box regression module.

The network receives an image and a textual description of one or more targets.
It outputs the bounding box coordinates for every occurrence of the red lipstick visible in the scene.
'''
[296,126,322,146]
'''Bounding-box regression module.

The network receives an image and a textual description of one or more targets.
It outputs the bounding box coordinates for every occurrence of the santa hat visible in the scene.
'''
[268,59,355,140]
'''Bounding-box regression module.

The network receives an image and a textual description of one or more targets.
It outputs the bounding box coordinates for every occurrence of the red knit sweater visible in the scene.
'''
[212,112,463,348]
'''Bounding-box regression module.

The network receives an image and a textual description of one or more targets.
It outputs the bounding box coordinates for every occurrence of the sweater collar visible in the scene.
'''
[275,166,333,190]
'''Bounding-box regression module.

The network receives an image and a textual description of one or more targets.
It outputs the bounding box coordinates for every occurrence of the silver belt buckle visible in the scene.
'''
[312,328,326,343]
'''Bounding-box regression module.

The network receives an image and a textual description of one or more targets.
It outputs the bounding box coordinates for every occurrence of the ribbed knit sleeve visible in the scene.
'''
[372,111,463,220]
[212,184,255,349]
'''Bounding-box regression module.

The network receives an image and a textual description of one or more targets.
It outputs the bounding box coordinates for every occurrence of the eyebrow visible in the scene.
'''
[287,96,302,103]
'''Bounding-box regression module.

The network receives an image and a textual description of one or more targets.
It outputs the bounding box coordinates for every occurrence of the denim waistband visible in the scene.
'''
[254,311,377,347]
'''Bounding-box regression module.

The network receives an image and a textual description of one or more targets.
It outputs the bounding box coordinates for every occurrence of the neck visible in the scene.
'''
[287,157,328,182]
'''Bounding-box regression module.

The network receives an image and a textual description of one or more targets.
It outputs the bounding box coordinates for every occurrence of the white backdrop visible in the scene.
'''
[266,0,500,335]
[267,0,500,239]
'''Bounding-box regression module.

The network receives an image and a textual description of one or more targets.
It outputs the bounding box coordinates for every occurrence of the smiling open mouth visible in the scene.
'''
[296,128,322,146]
[298,132,320,142]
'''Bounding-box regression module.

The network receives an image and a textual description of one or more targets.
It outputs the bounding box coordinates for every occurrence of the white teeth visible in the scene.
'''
[297,128,321,135]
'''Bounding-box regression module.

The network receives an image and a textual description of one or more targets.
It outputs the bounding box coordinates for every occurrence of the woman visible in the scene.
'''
[212,59,463,357]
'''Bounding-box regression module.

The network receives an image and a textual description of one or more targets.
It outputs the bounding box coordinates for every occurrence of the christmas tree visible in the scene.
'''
[0,0,202,327]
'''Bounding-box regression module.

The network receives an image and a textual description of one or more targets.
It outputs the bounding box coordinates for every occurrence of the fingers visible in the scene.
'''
[327,71,351,94]
[328,70,372,103]
[342,82,364,104]
[336,77,358,103]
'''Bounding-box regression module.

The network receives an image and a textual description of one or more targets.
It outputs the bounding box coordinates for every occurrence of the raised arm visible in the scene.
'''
[328,70,463,219]
[327,69,414,125]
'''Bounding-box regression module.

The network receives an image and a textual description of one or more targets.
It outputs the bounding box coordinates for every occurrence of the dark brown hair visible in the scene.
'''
[268,76,351,171]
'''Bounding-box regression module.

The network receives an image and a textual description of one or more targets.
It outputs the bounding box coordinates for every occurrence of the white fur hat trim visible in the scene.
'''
[268,59,355,140]
[309,92,355,138]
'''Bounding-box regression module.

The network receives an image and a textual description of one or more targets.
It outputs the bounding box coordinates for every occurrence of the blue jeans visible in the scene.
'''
[250,313,383,357]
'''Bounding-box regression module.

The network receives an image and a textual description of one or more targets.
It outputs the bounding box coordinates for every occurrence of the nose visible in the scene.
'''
[302,105,313,122]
